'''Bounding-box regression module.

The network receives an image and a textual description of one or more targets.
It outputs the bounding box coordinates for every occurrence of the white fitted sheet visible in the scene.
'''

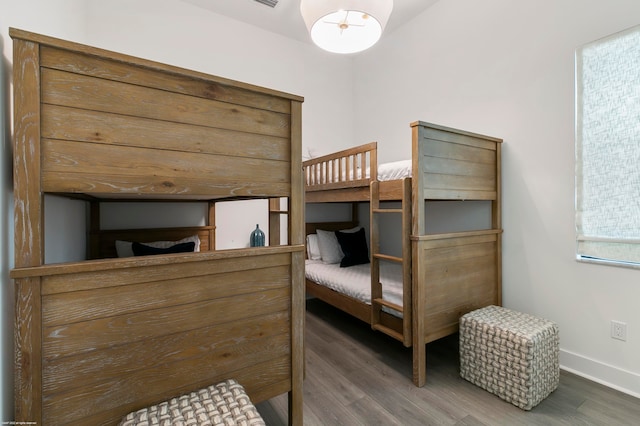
[308,159,412,184]
[305,260,404,317]
[377,160,412,181]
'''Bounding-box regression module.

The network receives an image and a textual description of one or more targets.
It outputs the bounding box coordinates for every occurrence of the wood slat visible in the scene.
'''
[40,251,292,294]
[42,137,289,182]
[42,172,292,199]
[417,121,502,149]
[43,287,290,357]
[422,154,496,180]
[40,45,293,114]
[45,354,291,426]
[43,310,290,392]
[42,104,290,162]
[41,140,290,197]
[41,68,291,138]
[420,171,495,193]
[421,240,497,264]
[423,189,497,200]
[304,187,370,203]
[419,138,496,164]
[43,265,290,325]
[372,298,404,313]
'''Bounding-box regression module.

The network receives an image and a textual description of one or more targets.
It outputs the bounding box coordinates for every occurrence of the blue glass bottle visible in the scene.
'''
[250,224,265,247]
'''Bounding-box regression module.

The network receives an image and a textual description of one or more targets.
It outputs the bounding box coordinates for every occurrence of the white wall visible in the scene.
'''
[354,0,640,396]
[80,0,356,249]
[1,0,87,420]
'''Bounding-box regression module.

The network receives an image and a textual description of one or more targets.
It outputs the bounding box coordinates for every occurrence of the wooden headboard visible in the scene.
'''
[306,221,359,236]
[89,226,216,259]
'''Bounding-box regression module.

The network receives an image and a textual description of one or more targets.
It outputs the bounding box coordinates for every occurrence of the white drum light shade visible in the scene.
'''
[300,0,393,54]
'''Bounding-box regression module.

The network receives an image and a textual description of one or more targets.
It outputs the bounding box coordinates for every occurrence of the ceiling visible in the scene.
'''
[181,0,439,45]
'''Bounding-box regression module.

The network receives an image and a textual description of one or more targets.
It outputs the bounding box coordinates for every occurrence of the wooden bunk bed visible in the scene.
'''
[303,121,503,387]
[10,28,304,425]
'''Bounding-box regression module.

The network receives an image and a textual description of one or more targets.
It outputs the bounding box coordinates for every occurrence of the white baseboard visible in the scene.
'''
[560,349,640,399]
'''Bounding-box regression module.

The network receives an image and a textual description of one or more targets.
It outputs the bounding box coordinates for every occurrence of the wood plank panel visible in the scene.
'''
[40,45,293,114]
[420,138,496,164]
[41,138,289,198]
[41,138,289,183]
[420,122,501,150]
[305,187,370,203]
[421,240,497,264]
[421,171,495,193]
[44,353,291,426]
[422,155,496,180]
[74,359,291,426]
[423,255,498,310]
[45,331,290,399]
[41,68,291,138]
[43,310,290,392]
[43,265,290,325]
[43,287,290,357]
[42,172,291,199]
[423,188,497,200]
[42,104,290,162]
[41,251,293,294]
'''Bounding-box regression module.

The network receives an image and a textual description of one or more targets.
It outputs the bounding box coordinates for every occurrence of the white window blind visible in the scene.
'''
[575,24,640,267]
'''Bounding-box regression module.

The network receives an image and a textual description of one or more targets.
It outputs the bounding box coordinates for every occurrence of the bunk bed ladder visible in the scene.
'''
[370,178,412,347]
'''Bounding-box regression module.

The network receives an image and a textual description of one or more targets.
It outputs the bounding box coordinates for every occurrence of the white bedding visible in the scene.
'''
[305,260,404,317]
[307,159,412,184]
[377,160,412,181]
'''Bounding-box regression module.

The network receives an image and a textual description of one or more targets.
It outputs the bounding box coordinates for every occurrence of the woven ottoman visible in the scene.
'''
[119,379,265,426]
[459,305,559,410]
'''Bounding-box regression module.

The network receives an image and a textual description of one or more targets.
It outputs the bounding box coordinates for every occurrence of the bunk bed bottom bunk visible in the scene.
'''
[11,227,304,426]
[305,222,501,387]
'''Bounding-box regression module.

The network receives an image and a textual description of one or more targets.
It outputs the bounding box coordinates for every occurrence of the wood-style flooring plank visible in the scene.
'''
[256,299,640,426]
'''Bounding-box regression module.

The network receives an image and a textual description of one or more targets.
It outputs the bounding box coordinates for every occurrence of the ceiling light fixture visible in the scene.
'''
[300,0,393,54]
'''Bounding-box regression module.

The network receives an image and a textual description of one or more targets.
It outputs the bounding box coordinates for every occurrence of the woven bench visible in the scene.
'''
[459,305,559,410]
[119,379,266,426]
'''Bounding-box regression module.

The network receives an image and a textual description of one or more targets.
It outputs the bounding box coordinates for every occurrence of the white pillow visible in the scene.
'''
[316,227,361,264]
[306,234,322,261]
[115,235,201,258]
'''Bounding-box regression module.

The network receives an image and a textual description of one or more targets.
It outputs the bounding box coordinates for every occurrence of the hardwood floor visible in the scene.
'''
[256,299,640,425]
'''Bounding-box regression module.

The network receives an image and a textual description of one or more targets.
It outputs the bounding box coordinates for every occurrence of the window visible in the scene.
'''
[575,24,640,268]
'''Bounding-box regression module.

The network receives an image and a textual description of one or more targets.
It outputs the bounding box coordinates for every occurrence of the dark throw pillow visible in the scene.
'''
[132,241,196,256]
[335,227,369,267]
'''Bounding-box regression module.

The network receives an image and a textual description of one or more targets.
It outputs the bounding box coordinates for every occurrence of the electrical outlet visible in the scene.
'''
[611,320,627,341]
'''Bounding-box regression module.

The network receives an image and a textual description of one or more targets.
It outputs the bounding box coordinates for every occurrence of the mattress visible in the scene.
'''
[305,260,404,317]
[377,160,412,181]
[308,159,412,184]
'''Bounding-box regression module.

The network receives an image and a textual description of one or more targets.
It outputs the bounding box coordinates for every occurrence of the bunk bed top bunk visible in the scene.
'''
[303,121,503,205]
[10,27,304,425]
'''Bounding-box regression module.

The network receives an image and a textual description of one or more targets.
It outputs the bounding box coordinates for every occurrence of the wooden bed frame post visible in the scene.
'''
[494,143,503,307]
[289,100,304,426]
[411,123,427,387]
[208,201,216,251]
[13,37,45,423]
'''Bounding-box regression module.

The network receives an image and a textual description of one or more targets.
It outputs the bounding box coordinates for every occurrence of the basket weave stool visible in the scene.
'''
[459,305,559,410]
[119,379,266,426]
